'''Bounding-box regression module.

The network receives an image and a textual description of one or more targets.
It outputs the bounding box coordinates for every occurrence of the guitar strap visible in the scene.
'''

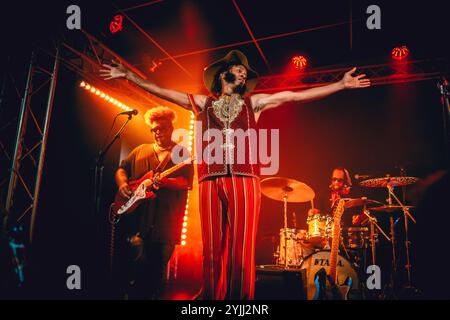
[153,145,173,174]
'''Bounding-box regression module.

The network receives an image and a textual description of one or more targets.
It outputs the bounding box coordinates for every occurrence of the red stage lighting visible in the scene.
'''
[149,60,163,73]
[109,15,124,34]
[391,45,410,60]
[292,55,308,69]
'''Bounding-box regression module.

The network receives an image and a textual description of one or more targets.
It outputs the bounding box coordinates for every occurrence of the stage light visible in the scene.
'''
[79,80,135,113]
[181,234,187,240]
[182,228,187,233]
[183,222,188,228]
[292,55,308,69]
[149,60,163,73]
[392,45,410,60]
[185,210,188,215]
[109,15,124,34]
[181,240,186,246]
[183,216,188,221]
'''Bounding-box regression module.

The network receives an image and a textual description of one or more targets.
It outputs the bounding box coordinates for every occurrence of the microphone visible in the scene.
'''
[354,174,372,180]
[118,109,138,116]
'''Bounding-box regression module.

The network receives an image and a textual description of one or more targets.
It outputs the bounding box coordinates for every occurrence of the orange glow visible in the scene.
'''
[292,55,308,69]
[392,46,410,60]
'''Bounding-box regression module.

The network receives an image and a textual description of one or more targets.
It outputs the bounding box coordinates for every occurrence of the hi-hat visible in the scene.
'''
[360,176,419,188]
[261,177,315,203]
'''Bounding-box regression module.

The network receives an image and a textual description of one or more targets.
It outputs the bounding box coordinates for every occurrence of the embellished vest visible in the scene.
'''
[190,95,260,182]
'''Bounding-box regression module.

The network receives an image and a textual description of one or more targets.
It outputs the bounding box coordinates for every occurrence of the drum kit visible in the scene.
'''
[260,174,419,297]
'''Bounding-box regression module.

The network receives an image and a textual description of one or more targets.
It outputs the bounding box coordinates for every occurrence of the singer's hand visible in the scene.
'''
[341,67,371,89]
[100,60,128,80]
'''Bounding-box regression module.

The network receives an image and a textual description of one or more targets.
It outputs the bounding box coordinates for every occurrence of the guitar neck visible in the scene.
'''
[329,221,341,283]
[159,157,192,179]
[329,200,345,283]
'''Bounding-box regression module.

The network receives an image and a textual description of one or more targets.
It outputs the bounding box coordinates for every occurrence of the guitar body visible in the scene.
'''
[110,156,194,222]
[111,170,157,219]
[312,268,352,300]
[301,250,358,300]
[302,199,358,300]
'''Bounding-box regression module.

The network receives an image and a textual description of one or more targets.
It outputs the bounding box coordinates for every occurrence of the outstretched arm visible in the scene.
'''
[100,60,206,111]
[251,67,371,113]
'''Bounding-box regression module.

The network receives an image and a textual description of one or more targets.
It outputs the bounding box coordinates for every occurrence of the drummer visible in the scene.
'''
[308,167,366,226]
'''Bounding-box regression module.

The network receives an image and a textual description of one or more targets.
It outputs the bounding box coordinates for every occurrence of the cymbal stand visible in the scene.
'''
[386,184,416,288]
[283,192,289,269]
[362,206,391,266]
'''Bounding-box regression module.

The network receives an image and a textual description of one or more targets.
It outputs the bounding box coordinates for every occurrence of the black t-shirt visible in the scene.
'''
[118,144,194,244]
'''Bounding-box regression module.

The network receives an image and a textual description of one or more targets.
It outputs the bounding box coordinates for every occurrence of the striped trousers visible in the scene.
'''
[199,175,261,300]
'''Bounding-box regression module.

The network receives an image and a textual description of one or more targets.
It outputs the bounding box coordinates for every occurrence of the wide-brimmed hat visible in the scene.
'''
[203,50,258,95]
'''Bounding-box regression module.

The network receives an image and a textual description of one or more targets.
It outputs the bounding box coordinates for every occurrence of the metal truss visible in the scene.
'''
[254,58,450,92]
[57,29,170,109]
[3,48,59,243]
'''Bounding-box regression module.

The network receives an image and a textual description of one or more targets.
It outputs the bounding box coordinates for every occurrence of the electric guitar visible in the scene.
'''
[110,156,193,222]
[312,198,353,300]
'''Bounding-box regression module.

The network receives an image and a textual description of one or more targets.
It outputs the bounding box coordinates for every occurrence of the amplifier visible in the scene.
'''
[255,265,306,300]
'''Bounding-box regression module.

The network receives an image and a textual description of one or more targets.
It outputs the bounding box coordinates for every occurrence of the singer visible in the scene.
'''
[114,106,194,299]
[101,50,370,300]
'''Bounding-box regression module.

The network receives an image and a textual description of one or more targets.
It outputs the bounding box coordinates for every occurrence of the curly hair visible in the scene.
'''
[144,106,177,126]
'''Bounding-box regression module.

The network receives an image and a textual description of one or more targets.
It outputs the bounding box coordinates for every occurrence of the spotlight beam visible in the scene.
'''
[158,20,355,62]
[116,8,194,79]
[231,0,270,69]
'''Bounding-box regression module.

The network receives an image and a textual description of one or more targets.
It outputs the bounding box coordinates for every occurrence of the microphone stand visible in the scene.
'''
[93,115,133,217]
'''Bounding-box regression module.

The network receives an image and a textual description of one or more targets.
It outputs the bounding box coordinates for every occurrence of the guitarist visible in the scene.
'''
[114,106,194,300]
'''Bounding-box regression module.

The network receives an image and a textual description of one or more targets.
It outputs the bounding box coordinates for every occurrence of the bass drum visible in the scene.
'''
[300,250,359,300]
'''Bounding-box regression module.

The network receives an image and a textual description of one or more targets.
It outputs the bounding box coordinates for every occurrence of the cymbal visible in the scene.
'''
[370,205,415,213]
[360,176,419,188]
[260,177,315,203]
[343,197,384,209]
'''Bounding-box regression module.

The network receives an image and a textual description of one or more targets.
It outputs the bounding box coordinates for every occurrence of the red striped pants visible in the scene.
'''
[199,175,261,300]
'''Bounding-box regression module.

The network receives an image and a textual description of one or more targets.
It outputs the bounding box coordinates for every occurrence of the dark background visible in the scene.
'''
[1,0,449,299]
